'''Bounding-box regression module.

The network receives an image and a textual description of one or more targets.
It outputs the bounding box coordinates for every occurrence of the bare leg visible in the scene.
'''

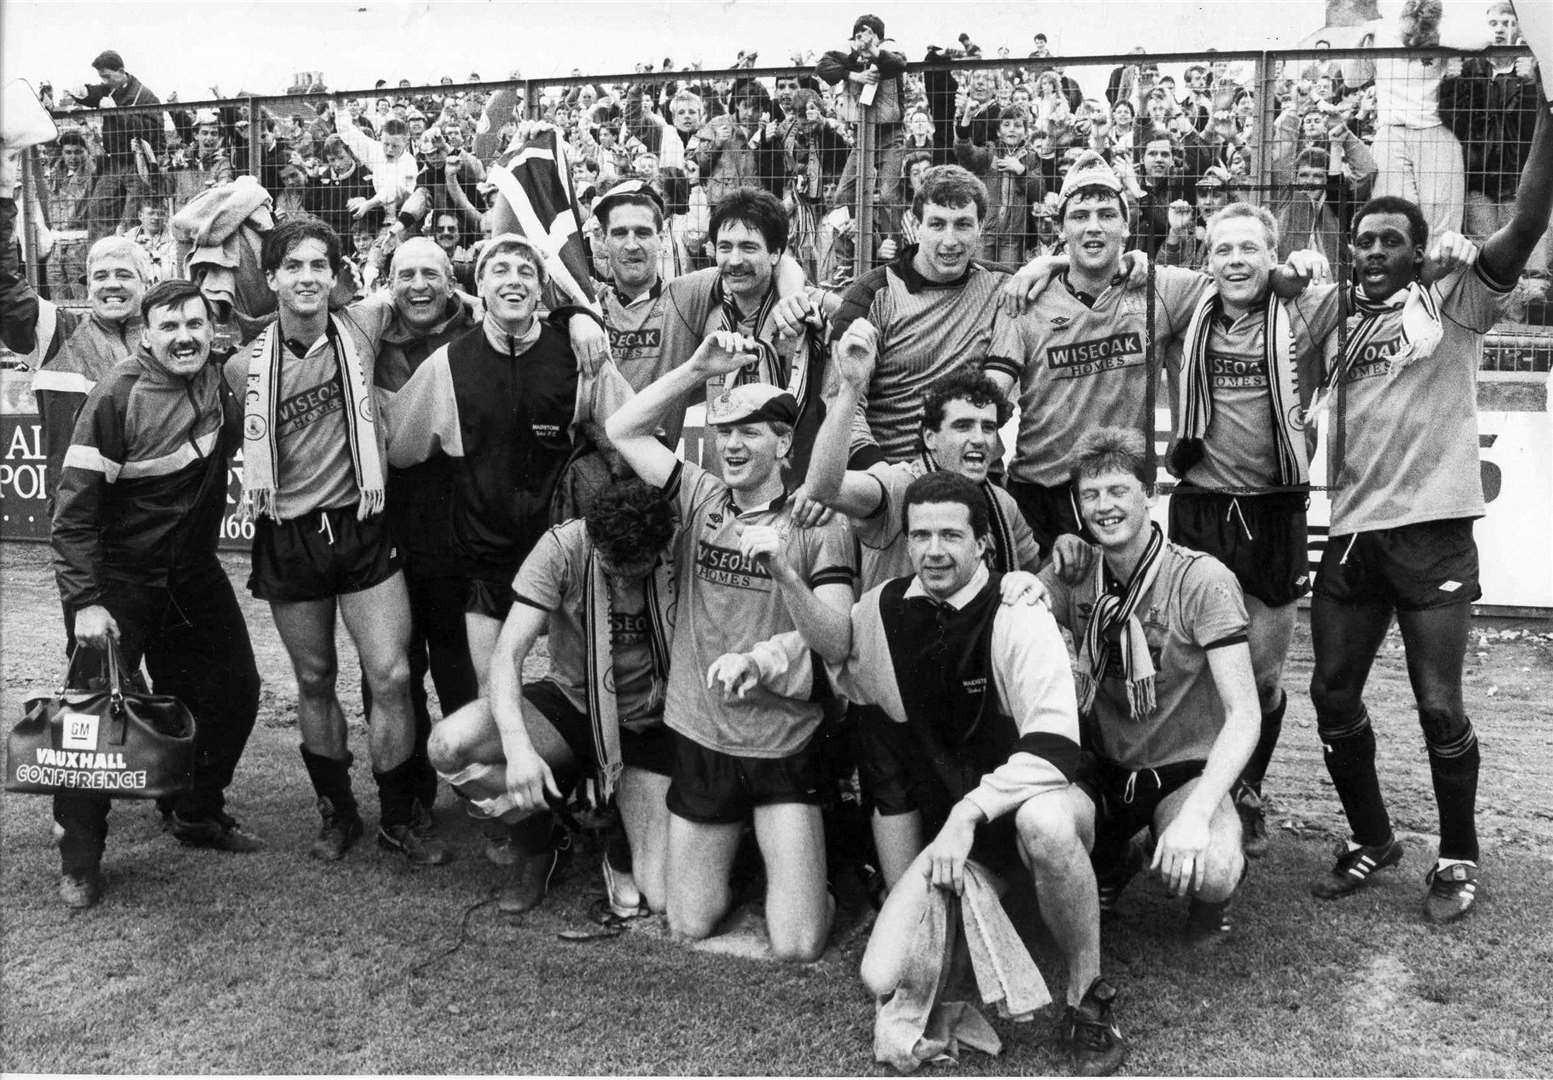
[339,573,414,771]
[619,767,672,914]
[754,802,834,962]
[270,598,347,758]
[871,810,925,893]
[1016,785,1100,1008]
[666,814,744,941]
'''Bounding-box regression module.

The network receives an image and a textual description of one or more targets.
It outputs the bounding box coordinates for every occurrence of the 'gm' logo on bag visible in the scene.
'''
[61,712,99,751]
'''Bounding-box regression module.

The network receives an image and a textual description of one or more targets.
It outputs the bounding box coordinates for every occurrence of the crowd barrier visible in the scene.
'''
[6,46,1551,613]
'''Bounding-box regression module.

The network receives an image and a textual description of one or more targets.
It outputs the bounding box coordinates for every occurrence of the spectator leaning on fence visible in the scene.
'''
[1440,0,1545,276]
[1364,0,1491,241]
[816,13,909,255]
[62,50,162,244]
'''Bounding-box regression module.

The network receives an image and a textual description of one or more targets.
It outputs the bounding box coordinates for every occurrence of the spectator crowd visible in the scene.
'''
[24,2,1550,319]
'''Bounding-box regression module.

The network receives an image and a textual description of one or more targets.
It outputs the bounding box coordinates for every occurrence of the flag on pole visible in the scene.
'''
[486,129,597,308]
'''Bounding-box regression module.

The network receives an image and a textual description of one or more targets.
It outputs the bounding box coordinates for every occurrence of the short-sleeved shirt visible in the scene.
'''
[1328,266,1507,536]
[262,335,358,517]
[601,281,673,393]
[830,254,1011,463]
[511,518,669,728]
[986,267,1208,486]
[1041,539,1249,770]
[856,457,1039,588]
[1184,285,1341,491]
[664,461,854,758]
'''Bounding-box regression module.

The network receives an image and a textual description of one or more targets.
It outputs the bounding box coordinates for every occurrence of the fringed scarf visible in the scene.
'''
[241,316,384,521]
[715,278,784,389]
[1306,281,1443,423]
[1076,524,1164,721]
[584,550,675,801]
[1172,289,1308,487]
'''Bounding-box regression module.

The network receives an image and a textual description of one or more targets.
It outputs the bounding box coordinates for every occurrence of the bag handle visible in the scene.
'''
[58,639,128,715]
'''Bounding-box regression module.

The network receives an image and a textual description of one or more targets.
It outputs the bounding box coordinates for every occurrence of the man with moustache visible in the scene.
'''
[50,279,263,907]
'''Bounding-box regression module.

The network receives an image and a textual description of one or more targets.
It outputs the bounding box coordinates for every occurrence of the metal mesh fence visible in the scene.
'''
[13,46,1551,351]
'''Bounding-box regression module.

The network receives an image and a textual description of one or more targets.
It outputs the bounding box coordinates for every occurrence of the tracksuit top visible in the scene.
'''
[52,348,240,609]
[386,320,624,581]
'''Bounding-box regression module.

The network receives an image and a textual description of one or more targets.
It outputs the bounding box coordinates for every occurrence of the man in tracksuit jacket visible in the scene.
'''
[385,234,627,686]
[50,278,262,910]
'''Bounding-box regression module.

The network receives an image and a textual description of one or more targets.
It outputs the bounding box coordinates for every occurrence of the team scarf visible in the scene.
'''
[241,316,384,522]
[1076,524,1164,722]
[918,450,1018,572]
[1174,288,1308,487]
[1306,281,1443,422]
[715,277,784,389]
[583,549,675,801]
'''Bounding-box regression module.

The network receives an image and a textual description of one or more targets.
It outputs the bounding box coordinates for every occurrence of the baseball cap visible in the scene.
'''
[706,383,799,427]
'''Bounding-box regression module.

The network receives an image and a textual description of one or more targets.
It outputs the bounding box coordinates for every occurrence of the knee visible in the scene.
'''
[294,659,338,700]
[770,927,828,964]
[1015,799,1083,873]
[1420,708,1472,754]
[1308,671,1356,719]
[860,947,902,998]
[425,724,463,774]
[667,907,718,943]
[366,654,412,698]
[1195,825,1245,903]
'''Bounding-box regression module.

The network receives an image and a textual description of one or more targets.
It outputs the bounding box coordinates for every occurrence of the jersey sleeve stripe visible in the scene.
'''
[1203,631,1249,651]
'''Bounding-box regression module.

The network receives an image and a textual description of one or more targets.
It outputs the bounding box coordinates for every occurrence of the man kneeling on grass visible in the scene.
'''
[709,471,1127,1076]
[428,479,677,916]
[605,332,855,962]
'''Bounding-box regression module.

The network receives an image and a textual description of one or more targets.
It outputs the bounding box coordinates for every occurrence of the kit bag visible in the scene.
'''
[5,642,195,799]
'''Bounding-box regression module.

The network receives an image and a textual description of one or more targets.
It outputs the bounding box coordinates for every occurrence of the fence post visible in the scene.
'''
[246,97,262,186]
[18,147,42,295]
[1254,51,1275,210]
[524,79,539,122]
[853,103,875,281]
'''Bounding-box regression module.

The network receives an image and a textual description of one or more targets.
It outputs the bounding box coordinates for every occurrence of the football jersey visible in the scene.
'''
[1040,540,1248,770]
[511,518,671,729]
[1328,266,1506,535]
[1184,285,1340,491]
[664,462,854,758]
[856,457,1038,588]
[987,267,1207,486]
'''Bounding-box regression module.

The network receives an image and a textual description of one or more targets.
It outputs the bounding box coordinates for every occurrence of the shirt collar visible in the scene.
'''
[895,245,977,293]
[904,562,991,610]
[612,278,663,307]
